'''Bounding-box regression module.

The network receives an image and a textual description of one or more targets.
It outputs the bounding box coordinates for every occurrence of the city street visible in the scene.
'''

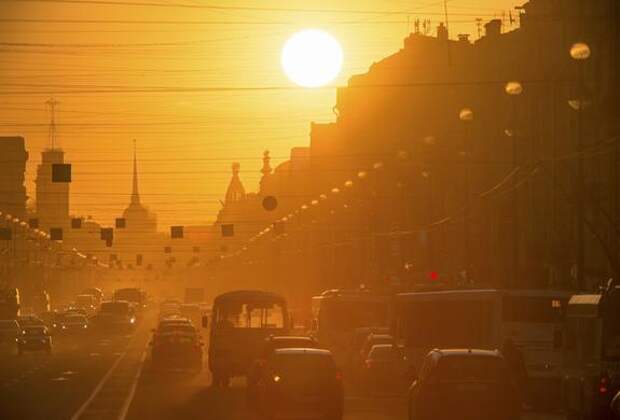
[0,311,567,420]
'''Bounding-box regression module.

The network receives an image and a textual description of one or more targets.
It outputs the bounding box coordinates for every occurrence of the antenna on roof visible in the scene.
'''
[45,97,59,150]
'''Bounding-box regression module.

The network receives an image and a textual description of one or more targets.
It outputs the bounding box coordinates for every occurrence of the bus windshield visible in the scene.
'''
[215,301,285,329]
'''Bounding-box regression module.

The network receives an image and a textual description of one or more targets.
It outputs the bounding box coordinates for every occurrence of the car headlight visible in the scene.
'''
[129,318,136,324]
[83,325,88,329]
[52,323,57,328]
[61,325,67,329]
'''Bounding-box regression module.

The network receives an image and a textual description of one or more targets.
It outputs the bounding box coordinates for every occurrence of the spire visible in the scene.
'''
[46,97,59,150]
[261,150,272,176]
[225,162,246,204]
[131,140,140,205]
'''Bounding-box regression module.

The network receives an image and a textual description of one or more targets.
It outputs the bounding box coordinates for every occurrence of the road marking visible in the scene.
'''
[117,350,147,420]
[69,352,126,420]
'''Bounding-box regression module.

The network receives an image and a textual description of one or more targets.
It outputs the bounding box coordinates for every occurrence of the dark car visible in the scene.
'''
[17,315,45,328]
[361,344,409,392]
[56,314,89,334]
[408,349,520,420]
[150,331,203,372]
[0,319,19,345]
[248,336,320,399]
[17,326,52,355]
[95,300,136,333]
[355,333,397,372]
[253,348,343,420]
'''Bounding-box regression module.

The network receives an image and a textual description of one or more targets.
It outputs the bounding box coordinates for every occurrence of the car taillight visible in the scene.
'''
[599,374,610,394]
[335,370,343,381]
[365,360,373,369]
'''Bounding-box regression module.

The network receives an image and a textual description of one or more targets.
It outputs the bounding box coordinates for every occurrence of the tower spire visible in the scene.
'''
[131,139,140,204]
[46,97,59,150]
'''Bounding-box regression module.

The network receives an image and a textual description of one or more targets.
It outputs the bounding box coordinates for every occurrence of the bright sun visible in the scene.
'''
[281,29,343,88]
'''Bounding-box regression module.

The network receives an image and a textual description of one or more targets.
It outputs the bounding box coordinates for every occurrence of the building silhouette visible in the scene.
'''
[0,137,28,219]
[35,148,70,231]
[208,0,620,295]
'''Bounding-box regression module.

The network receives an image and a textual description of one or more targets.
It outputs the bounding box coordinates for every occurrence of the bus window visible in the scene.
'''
[402,300,494,348]
[215,302,285,329]
[502,297,565,323]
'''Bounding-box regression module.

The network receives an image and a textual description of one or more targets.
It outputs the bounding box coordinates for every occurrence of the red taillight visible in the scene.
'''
[599,375,610,394]
[365,360,373,369]
[335,370,343,381]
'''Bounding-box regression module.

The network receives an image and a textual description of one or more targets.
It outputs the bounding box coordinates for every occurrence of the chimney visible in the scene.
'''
[437,22,448,41]
[484,19,502,38]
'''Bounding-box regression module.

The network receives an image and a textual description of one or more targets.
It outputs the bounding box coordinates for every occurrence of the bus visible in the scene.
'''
[205,290,289,387]
[563,286,620,420]
[395,289,571,407]
[311,289,392,360]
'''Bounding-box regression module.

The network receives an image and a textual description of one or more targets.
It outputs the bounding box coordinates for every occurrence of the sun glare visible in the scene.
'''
[281,29,343,88]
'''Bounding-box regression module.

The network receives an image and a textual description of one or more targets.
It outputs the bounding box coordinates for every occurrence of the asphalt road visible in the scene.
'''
[0,312,567,420]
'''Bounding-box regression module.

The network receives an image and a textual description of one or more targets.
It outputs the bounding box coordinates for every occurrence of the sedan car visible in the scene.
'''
[248,336,320,401]
[253,348,343,420]
[408,349,520,420]
[18,326,52,355]
[56,314,89,334]
[150,331,203,372]
[0,319,19,346]
[360,344,409,392]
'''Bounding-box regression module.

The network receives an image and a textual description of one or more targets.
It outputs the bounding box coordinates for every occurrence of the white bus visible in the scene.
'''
[395,289,571,407]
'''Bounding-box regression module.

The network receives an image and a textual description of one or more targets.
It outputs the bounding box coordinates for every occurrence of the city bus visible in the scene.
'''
[311,289,392,361]
[563,286,620,420]
[205,290,289,387]
[395,289,571,407]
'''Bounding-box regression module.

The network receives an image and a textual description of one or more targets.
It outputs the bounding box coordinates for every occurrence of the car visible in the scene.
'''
[94,301,136,333]
[150,331,203,372]
[253,348,344,420]
[408,349,521,420]
[0,319,20,345]
[360,344,409,392]
[248,335,320,398]
[74,294,97,314]
[17,315,45,328]
[353,333,397,374]
[17,326,52,355]
[56,314,89,334]
[65,307,88,317]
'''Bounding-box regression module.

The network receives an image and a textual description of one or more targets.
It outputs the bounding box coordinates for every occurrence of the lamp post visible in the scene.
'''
[459,108,474,282]
[569,42,590,291]
[505,81,523,289]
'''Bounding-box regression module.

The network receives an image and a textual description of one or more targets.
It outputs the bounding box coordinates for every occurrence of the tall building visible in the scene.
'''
[35,148,70,230]
[0,137,28,219]
[121,145,156,233]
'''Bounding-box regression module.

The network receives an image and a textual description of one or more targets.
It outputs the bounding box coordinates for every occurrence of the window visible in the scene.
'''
[216,302,285,329]
[403,300,493,348]
[433,356,508,383]
[502,296,566,323]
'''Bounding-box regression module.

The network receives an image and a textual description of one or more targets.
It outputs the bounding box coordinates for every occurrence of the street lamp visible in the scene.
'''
[505,81,523,289]
[459,107,474,281]
[569,41,590,291]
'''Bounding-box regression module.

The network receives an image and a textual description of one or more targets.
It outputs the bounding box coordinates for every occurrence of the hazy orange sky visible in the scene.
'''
[0,0,520,230]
